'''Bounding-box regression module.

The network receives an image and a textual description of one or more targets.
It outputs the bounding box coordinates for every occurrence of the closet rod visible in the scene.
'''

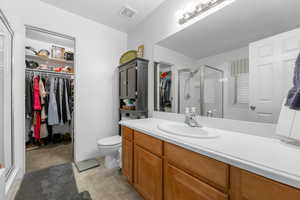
[25,68,75,79]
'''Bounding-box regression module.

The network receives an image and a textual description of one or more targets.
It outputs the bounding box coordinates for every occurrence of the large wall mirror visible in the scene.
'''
[154,0,300,124]
[0,10,14,178]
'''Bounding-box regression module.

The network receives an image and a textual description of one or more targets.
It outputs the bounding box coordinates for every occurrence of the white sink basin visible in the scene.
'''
[157,122,219,139]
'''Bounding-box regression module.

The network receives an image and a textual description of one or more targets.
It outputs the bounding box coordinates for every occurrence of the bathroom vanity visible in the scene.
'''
[120,119,300,200]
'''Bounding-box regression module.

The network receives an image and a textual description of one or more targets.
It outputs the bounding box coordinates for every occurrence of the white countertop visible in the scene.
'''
[120,118,300,189]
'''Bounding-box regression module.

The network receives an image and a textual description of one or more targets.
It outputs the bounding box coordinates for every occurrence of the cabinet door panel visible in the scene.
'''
[134,145,162,200]
[230,167,300,200]
[120,70,127,98]
[165,163,228,200]
[122,138,133,183]
[122,126,133,141]
[127,67,137,98]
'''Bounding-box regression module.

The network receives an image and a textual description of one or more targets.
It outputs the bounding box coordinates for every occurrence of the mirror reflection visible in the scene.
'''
[154,1,300,124]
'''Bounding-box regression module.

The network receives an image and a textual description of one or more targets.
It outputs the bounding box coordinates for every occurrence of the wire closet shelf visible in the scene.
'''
[25,68,75,79]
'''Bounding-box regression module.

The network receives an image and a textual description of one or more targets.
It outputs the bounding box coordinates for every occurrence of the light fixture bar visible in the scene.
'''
[179,0,232,24]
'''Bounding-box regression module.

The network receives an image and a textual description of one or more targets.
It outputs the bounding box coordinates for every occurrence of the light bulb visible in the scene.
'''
[175,9,185,19]
[185,2,197,13]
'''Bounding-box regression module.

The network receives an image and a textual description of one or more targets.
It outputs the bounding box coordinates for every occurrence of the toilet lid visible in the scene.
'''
[97,135,121,146]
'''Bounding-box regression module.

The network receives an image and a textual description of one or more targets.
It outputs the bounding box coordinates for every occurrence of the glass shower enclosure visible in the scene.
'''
[178,65,224,118]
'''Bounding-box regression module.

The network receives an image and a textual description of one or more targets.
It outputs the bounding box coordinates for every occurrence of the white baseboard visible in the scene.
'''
[5,168,24,200]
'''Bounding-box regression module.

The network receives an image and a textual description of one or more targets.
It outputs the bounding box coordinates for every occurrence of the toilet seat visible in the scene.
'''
[97,135,121,148]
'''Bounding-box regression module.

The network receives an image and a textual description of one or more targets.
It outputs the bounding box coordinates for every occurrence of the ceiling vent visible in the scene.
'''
[120,6,137,18]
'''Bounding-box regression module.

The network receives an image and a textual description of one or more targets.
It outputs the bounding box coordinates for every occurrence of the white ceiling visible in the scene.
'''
[158,0,300,60]
[40,0,167,32]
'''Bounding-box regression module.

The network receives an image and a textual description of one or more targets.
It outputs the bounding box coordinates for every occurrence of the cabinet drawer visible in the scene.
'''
[134,131,163,157]
[165,143,229,192]
[122,126,133,141]
[165,163,228,200]
[230,166,300,200]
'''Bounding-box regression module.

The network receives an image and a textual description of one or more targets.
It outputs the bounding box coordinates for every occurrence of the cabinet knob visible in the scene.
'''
[250,105,256,111]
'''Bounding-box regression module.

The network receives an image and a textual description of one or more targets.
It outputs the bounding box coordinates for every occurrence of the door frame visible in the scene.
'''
[24,25,77,168]
[0,9,15,181]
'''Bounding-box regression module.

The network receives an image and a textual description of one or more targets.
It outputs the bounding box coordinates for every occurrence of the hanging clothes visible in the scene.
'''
[25,76,34,118]
[25,76,34,142]
[59,78,64,125]
[68,79,75,114]
[39,79,48,139]
[33,111,41,140]
[39,78,47,104]
[32,76,42,140]
[286,53,300,110]
[65,79,72,120]
[25,72,74,144]
[33,76,41,111]
[63,79,71,122]
[159,72,172,111]
[48,77,59,125]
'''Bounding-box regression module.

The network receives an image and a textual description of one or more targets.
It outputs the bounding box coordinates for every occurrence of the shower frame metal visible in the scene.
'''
[178,65,224,118]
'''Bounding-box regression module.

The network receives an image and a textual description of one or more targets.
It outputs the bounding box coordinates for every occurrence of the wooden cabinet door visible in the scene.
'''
[230,167,300,200]
[165,163,228,200]
[134,145,162,200]
[127,67,137,99]
[122,138,133,183]
[119,70,127,99]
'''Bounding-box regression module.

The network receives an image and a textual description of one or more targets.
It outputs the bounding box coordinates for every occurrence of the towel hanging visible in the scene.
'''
[285,53,300,110]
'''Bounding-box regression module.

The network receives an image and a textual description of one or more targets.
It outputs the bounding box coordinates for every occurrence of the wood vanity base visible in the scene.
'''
[121,126,300,200]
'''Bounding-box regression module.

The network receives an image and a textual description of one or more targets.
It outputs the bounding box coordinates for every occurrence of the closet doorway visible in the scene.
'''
[24,26,76,173]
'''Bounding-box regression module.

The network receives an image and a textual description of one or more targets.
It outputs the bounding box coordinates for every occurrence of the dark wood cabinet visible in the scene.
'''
[118,58,149,119]
[127,66,137,99]
[120,70,127,99]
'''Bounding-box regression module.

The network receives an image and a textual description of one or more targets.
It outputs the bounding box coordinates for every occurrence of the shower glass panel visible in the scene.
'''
[178,66,223,118]
[178,69,201,114]
[201,66,224,118]
[0,29,4,168]
[0,11,14,178]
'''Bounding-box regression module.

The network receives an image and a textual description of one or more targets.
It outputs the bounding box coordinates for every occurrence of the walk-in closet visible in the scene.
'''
[25,26,75,172]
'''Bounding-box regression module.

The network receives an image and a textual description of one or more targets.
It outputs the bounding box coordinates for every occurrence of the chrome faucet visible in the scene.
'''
[184,107,202,128]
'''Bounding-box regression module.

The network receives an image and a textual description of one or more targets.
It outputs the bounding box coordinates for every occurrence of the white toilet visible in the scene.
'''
[97,135,122,169]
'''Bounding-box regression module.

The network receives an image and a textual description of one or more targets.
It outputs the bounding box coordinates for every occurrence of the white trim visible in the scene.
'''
[5,167,23,200]
[23,25,77,168]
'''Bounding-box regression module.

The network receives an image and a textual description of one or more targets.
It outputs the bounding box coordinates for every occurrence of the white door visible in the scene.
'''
[0,11,13,178]
[249,28,300,123]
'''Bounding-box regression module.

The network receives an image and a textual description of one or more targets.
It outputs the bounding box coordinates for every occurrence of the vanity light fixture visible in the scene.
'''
[178,0,235,24]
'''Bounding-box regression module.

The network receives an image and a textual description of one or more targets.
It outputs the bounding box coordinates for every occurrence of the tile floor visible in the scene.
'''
[74,159,142,200]
[13,144,142,200]
[26,143,72,173]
